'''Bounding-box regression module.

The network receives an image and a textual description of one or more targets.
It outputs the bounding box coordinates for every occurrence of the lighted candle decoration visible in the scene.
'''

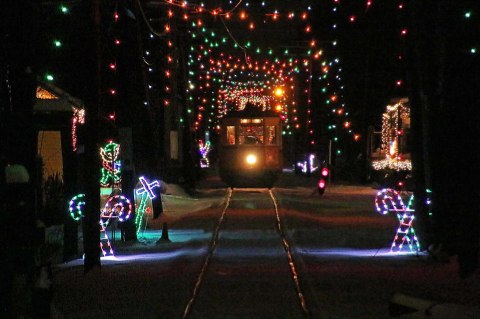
[99,141,122,187]
[135,192,152,236]
[135,176,161,235]
[375,188,420,253]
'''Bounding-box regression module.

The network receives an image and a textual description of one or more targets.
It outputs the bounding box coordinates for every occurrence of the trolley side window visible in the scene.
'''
[265,125,277,145]
[226,126,236,145]
[239,125,263,144]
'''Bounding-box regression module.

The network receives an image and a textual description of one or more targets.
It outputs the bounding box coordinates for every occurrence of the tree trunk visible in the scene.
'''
[83,0,102,273]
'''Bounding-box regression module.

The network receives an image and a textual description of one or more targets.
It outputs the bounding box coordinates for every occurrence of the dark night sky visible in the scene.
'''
[316,1,406,130]
[5,1,475,140]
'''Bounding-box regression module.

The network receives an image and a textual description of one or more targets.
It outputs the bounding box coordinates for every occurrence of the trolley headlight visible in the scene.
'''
[245,154,257,165]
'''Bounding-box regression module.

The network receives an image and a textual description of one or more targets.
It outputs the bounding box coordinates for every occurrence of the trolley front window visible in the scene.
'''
[239,125,264,144]
[226,126,236,145]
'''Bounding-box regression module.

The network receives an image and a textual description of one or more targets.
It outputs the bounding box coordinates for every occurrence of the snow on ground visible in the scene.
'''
[50,171,480,319]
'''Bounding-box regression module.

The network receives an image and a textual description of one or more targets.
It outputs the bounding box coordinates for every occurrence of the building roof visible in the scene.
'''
[34,81,84,113]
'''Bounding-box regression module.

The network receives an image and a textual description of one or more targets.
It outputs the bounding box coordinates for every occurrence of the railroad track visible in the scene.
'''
[181,188,315,318]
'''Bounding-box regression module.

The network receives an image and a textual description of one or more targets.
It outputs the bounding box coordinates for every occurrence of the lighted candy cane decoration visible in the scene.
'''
[375,188,420,252]
[135,176,160,235]
[99,218,114,256]
[68,193,85,221]
[67,193,114,256]
[99,195,132,256]
[103,194,132,222]
[100,141,122,187]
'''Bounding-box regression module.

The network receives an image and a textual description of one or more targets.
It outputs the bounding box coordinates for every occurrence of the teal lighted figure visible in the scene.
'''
[135,176,161,236]
[375,188,421,253]
[135,192,154,236]
[68,193,85,221]
[100,141,122,187]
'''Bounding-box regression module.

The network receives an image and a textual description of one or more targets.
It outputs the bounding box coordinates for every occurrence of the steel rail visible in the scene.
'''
[182,188,312,318]
[182,188,233,319]
[269,189,312,318]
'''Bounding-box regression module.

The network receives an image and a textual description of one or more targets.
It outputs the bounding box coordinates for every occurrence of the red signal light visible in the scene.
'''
[321,167,329,177]
[318,178,327,195]
[318,179,326,189]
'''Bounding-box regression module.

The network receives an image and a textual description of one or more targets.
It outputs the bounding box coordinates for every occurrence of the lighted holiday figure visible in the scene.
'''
[99,218,115,257]
[135,192,152,236]
[67,193,118,256]
[100,141,122,187]
[68,193,85,221]
[135,176,160,200]
[198,140,211,168]
[98,194,132,256]
[374,188,420,252]
[134,176,161,235]
[103,194,132,222]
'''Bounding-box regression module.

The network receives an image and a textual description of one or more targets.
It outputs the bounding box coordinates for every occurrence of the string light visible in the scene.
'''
[372,99,411,171]
[148,0,365,160]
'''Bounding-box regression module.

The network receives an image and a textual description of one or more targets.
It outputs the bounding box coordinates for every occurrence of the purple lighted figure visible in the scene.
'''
[135,176,164,220]
[375,188,420,253]
[198,140,211,168]
[135,176,160,200]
